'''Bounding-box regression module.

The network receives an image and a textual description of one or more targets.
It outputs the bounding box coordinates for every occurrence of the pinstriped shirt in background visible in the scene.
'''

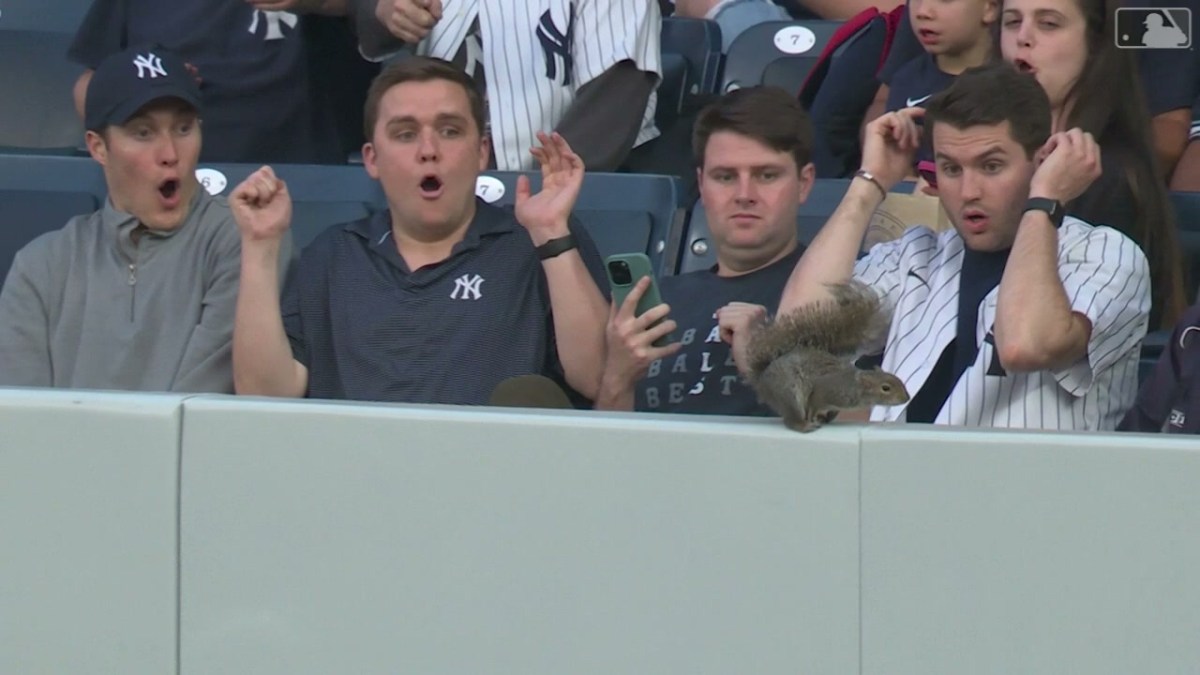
[853,217,1151,430]
[411,0,662,171]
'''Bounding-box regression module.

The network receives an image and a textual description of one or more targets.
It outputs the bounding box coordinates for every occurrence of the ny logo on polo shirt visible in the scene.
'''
[133,53,167,79]
[249,9,298,41]
[451,274,485,300]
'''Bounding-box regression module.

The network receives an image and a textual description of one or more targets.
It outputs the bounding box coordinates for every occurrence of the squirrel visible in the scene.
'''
[744,280,911,432]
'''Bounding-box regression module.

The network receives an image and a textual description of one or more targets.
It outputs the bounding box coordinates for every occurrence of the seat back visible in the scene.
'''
[193,163,381,252]
[721,20,841,94]
[661,17,724,99]
[656,53,689,128]
[474,172,682,275]
[0,0,91,32]
[677,178,852,274]
[0,154,108,283]
[0,31,85,151]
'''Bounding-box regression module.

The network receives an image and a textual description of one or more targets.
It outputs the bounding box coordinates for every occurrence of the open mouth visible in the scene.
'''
[419,175,443,196]
[158,179,180,201]
[1013,59,1036,74]
[963,211,989,229]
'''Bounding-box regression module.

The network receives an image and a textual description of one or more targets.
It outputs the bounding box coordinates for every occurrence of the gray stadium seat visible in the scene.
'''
[677,177,852,274]
[661,17,724,99]
[656,53,689,128]
[193,163,382,252]
[475,172,685,276]
[721,20,840,95]
[0,30,85,152]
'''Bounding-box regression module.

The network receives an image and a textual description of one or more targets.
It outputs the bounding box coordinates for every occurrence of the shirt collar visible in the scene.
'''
[102,188,207,258]
[345,198,517,251]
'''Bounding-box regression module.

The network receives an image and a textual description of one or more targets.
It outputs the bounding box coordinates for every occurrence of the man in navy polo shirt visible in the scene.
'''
[229,57,610,405]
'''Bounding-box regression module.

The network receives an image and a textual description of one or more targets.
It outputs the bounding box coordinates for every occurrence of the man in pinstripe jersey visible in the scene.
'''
[350,0,661,172]
[778,63,1151,430]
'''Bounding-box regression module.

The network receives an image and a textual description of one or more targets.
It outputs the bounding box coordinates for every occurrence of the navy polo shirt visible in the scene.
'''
[282,200,607,404]
[69,0,341,163]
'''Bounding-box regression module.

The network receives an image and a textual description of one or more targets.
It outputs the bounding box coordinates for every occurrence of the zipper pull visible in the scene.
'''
[128,263,136,285]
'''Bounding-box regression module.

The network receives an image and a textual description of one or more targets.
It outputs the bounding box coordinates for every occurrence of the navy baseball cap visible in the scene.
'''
[84,46,201,132]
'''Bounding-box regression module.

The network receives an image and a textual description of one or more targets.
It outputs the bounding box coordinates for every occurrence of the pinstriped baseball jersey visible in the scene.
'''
[413,0,662,171]
[854,217,1151,430]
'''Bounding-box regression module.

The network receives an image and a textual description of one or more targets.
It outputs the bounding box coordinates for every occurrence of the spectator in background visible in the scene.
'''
[1119,303,1200,434]
[673,0,791,52]
[70,0,355,164]
[1171,94,1200,191]
[1001,0,1186,329]
[0,48,262,392]
[885,0,998,180]
[1134,5,1197,179]
[350,0,662,172]
[596,87,814,416]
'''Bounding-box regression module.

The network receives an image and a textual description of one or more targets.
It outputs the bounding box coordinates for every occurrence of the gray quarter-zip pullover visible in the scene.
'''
[0,189,242,392]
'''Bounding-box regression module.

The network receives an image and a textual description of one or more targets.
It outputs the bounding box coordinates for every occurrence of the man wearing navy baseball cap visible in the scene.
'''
[0,46,284,393]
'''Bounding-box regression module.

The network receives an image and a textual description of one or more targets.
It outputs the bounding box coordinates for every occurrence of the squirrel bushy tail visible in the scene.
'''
[746,280,887,378]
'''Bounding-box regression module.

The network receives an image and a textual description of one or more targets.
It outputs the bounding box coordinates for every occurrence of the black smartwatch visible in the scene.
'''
[535,233,577,260]
[1023,197,1065,228]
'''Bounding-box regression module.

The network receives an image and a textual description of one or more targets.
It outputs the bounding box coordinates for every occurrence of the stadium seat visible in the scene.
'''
[193,163,382,252]
[0,154,106,282]
[657,53,689,128]
[0,30,85,152]
[721,20,841,95]
[0,0,91,33]
[474,172,684,275]
[661,17,724,100]
[677,177,851,274]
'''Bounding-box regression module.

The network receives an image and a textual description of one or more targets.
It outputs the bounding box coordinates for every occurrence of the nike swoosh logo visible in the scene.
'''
[906,94,932,107]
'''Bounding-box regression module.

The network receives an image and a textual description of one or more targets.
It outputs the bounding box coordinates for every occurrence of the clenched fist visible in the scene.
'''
[375,0,442,43]
[230,166,292,244]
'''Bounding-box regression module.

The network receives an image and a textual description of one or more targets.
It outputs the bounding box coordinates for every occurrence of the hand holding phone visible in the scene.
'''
[605,253,673,348]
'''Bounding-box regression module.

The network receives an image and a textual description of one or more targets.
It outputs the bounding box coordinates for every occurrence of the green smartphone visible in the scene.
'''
[605,253,672,347]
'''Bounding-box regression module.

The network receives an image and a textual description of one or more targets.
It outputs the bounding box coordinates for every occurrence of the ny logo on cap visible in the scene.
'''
[132,53,167,79]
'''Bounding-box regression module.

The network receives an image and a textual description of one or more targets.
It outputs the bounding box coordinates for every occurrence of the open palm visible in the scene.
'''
[515,131,584,239]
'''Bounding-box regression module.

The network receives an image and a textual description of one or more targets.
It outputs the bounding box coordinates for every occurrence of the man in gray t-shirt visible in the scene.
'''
[0,47,249,393]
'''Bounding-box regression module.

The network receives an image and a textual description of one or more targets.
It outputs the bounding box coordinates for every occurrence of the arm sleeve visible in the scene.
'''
[1138,27,1198,115]
[555,61,656,171]
[574,0,662,89]
[1053,227,1152,396]
[171,219,241,393]
[346,0,413,62]
[67,0,129,68]
[0,245,55,387]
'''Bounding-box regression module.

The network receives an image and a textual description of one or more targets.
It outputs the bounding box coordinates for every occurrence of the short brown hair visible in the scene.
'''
[924,62,1051,159]
[362,56,487,141]
[692,86,813,171]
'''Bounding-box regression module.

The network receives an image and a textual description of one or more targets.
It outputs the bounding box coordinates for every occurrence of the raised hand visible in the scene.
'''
[716,302,768,377]
[375,0,442,43]
[861,107,925,192]
[515,131,585,245]
[1030,128,1102,204]
[230,166,292,244]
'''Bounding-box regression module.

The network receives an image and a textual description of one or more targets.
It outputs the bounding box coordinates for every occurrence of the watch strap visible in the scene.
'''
[536,233,578,260]
[1023,197,1064,228]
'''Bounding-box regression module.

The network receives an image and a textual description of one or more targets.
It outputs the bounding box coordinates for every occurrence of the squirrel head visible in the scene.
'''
[855,369,910,406]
